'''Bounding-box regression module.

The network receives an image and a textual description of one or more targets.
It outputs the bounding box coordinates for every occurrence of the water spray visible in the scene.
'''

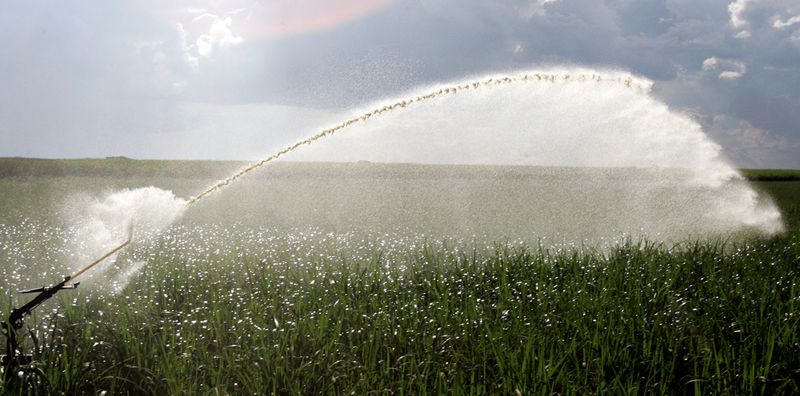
[2,238,131,371]
[187,71,650,205]
[178,67,779,241]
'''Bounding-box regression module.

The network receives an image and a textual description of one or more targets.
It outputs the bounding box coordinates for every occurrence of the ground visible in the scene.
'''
[1,158,799,395]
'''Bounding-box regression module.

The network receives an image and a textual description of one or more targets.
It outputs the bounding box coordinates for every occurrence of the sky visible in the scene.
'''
[1,0,798,168]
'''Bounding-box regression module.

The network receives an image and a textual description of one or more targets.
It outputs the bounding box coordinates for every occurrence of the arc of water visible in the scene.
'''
[186,71,649,205]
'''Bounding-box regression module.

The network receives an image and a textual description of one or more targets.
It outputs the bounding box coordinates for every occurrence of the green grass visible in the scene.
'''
[1,159,799,395]
[5,234,800,395]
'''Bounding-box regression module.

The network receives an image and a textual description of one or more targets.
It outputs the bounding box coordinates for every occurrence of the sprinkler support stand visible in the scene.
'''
[2,276,75,369]
[2,238,131,373]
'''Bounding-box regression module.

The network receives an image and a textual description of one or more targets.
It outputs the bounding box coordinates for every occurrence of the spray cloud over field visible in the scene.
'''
[279,68,784,238]
[64,68,784,291]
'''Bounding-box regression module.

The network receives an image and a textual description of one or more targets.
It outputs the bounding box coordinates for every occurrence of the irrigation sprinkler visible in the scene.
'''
[2,238,131,373]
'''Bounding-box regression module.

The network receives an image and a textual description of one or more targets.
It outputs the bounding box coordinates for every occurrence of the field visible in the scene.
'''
[1,158,799,395]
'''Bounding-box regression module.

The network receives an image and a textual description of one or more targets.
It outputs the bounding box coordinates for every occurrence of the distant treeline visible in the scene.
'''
[739,168,800,181]
[0,157,242,179]
[1,157,799,181]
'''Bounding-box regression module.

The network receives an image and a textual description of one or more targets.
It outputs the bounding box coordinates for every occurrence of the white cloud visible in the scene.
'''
[728,0,751,28]
[702,57,747,80]
[193,13,243,57]
[177,23,199,69]
[773,15,800,28]
[701,57,719,70]
[728,0,752,38]
[178,11,244,67]
[728,0,800,37]
[718,70,744,80]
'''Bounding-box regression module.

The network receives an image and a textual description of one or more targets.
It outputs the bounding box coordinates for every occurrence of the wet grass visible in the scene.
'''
[0,160,799,395]
[3,231,800,395]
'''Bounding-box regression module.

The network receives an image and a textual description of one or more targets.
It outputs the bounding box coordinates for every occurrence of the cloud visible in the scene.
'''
[728,0,751,29]
[773,15,800,28]
[718,70,744,80]
[702,113,800,168]
[727,0,755,39]
[178,11,244,68]
[702,57,747,80]
[177,23,200,69]
[2,0,800,168]
[726,0,800,37]
[192,14,243,57]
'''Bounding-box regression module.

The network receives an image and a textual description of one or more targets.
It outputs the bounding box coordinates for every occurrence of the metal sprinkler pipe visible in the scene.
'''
[68,238,131,284]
